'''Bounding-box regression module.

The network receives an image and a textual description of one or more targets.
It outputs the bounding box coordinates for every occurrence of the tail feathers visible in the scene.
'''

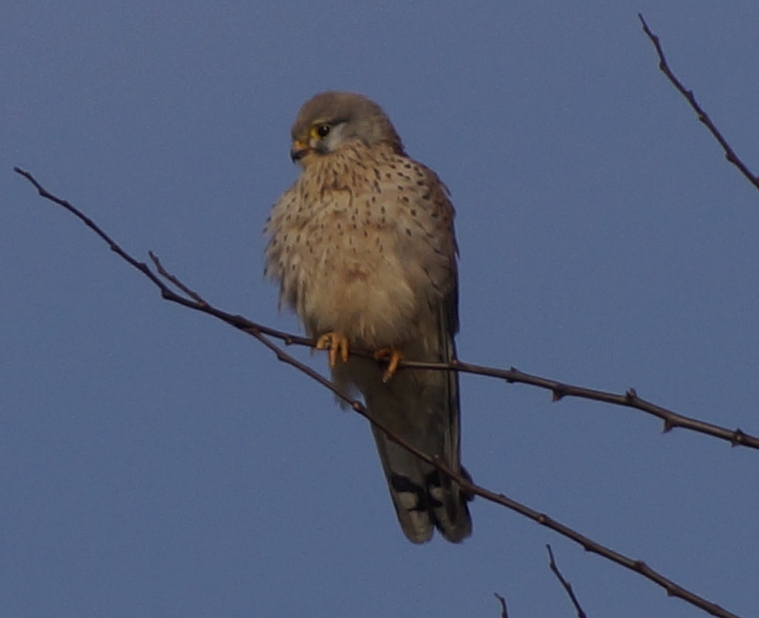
[425,466,473,543]
[330,297,472,543]
[371,425,472,544]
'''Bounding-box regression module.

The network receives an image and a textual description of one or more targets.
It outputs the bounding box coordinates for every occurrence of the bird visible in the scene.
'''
[264,91,472,543]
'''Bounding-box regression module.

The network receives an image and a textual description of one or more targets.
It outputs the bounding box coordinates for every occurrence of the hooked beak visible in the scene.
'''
[290,139,310,162]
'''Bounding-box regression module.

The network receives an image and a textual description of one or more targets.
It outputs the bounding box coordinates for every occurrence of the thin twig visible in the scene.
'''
[14,168,744,618]
[547,545,587,618]
[149,251,208,305]
[639,13,759,193]
[494,593,509,618]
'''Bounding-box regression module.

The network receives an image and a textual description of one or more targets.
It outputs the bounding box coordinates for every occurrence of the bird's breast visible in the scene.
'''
[265,148,451,349]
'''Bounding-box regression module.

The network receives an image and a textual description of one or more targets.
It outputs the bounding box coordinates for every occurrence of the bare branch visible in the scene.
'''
[494,592,509,618]
[149,251,208,305]
[268,338,759,449]
[13,168,744,618]
[408,362,758,450]
[17,167,756,451]
[547,545,588,618]
[639,14,759,194]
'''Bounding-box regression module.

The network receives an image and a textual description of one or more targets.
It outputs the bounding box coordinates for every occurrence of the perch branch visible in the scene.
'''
[14,167,744,618]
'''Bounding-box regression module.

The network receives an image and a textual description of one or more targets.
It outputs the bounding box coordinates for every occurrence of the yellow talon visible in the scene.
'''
[316,332,350,367]
[373,346,403,382]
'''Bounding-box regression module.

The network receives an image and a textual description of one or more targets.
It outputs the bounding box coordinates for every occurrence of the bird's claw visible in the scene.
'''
[316,332,350,367]
[374,347,403,382]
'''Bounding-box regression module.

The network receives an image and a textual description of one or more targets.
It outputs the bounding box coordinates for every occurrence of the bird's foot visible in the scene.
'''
[316,332,350,367]
[373,346,403,382]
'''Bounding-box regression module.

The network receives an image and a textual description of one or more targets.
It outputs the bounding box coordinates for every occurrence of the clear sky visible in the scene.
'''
[3,2,758,617]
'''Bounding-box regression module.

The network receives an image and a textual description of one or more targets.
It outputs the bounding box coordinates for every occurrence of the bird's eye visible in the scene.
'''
[316,124,331,137]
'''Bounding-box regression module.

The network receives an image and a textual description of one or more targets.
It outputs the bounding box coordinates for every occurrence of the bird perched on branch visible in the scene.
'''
[264,91,472,543]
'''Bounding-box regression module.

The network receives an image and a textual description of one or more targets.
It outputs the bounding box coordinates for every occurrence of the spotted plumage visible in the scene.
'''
[264,91,472,543]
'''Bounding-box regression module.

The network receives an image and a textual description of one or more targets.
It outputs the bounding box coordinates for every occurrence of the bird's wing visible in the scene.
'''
[333,293,471,543]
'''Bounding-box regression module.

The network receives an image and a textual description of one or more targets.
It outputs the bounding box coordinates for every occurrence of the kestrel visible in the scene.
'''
[264,92,472,543]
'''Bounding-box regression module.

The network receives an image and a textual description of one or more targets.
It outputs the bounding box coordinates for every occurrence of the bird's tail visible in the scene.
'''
[370,412,473,543]
[334,319,472,543]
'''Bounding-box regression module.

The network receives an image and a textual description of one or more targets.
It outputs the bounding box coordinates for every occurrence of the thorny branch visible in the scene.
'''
[639,14,759,194]
[14,168,757,450]
[14,167,746,618]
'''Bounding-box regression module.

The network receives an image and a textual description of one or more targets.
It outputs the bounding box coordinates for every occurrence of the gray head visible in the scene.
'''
[289,91,404,164]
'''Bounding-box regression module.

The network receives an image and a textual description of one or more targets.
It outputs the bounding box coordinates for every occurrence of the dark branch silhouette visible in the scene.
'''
[411,363,757,450]
[14,171,756,450]
[13,167,745,618]
[547,545,588,618]
[639,14,759,194]
[494,593,509,618]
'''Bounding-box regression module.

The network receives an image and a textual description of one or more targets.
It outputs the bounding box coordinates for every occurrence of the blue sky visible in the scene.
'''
[3,2,758,616]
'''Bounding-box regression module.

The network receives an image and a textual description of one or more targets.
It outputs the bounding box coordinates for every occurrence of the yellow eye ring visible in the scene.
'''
[314,124,331,138]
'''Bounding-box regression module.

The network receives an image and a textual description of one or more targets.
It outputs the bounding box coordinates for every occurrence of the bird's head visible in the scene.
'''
[289,91,404,165]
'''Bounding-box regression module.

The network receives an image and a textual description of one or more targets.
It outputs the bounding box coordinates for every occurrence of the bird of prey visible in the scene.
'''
[264,91,472,543]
